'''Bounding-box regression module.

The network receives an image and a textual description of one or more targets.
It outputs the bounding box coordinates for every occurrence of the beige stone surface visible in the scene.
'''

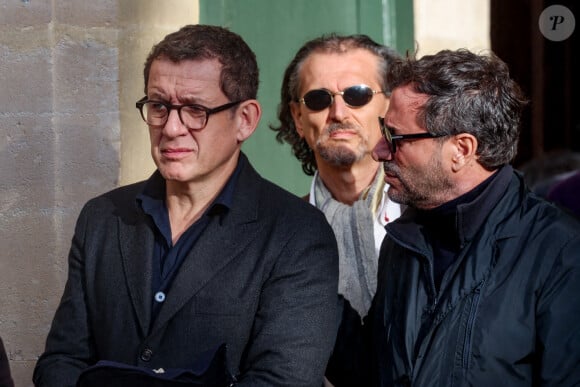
[0,1,197,386]
[414,0,490,56]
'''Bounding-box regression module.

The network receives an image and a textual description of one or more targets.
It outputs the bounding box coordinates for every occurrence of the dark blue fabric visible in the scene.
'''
[137,157,244,322]
[415,168,499,290]
[76,343,234,387]
[364,167,580,386]
[33,151,340,387]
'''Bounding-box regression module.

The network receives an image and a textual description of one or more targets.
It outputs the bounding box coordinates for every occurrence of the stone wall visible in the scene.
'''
[414,0,490,56]
[0,2,197,385]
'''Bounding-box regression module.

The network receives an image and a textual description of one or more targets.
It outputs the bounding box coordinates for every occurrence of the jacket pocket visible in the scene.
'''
[462,281,484,370]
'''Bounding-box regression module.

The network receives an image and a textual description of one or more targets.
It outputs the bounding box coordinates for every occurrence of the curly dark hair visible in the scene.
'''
[143,24,259,102]
[269,34,400,176]
[388,49,528,170]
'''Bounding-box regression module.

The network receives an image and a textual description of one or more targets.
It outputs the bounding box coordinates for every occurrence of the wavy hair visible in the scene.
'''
[270,34,400,175]
[143,25,259,102]
[387,49,528,170]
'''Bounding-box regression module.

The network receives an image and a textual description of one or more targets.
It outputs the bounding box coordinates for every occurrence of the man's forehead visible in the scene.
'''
[299,51,382,93]
[391,85,428,110]
[385,85,428,127]
[301,49,380,75]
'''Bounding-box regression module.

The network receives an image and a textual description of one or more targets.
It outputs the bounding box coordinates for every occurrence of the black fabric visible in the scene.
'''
[33,152,339,387]
[325,297,371,387]
[415,169,499,290]
[137,157,243,323]
[77,344,234,387]
[369,169,580,385]
[329,167,580,385]
[0,337,14,387]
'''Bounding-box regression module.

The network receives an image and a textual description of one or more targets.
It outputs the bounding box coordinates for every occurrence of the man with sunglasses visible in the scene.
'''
[34,25,340,387]
[270,34,401,385]
[348,49,580,385]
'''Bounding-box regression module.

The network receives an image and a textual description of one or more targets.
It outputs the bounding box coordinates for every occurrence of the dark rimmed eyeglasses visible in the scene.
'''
[135,97,242,130]
[297,84,385,111]
[378,117,447,154]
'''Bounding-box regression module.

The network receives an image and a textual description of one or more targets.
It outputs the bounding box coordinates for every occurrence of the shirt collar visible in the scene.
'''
[137,154,245,225]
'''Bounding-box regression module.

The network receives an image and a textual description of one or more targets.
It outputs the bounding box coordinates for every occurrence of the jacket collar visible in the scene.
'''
[455,165,513,245]
[118,153,262,337]
[387,165,513,253]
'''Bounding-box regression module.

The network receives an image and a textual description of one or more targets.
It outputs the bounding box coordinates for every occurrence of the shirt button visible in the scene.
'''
[154,291,166,303]
[141,348,153,362]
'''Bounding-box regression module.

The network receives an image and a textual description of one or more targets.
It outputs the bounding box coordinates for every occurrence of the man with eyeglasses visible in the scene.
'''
[336,49,580,386]
[270,34,402,386]
[33,25,340,387]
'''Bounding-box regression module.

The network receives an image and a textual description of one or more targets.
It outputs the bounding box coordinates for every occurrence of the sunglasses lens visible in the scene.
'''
[303,89,333,111]
[301,85,377,110]
[381,118,391,142]
[378,117,395,153]
[343,85,374,107]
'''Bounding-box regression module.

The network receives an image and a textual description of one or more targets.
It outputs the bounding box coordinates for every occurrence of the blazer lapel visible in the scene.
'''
[119,213,155,337]
[150,157,262,334]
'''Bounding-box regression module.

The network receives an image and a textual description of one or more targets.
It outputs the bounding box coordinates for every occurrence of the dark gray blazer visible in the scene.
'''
[34,154,339,387]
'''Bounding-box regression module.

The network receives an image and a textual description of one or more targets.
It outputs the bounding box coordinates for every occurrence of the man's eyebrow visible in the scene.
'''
[178,95,209,105]
[147,92,168,101]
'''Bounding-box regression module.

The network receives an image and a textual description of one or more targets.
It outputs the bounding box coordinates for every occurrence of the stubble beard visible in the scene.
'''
[383,150,453,209]
[315,123,367,167]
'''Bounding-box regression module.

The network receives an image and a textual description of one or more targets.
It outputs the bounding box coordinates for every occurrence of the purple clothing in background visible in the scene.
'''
[547,170,580,218]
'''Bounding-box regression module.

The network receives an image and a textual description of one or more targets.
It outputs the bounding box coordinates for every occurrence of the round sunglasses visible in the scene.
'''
[297,84,385,111]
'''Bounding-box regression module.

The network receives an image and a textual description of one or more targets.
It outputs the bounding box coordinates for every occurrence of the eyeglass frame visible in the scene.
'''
[378,117,447,154]
[135,97,242,130]
[297,84,385,111]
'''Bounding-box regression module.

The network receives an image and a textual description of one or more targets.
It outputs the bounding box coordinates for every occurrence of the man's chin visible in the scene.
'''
[386,185,408,205]
[318,145,363,167]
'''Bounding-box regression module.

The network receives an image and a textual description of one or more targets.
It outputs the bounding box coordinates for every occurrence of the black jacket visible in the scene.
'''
[329,166,580,386]
[369,167,580,386]
[33,154,339,387]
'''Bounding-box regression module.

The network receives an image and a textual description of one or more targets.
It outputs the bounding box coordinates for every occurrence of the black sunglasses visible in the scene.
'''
[297,84,384,111]
[378,117,447,154]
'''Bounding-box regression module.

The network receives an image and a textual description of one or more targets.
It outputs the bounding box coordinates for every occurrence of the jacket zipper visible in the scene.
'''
[462,282,483,370]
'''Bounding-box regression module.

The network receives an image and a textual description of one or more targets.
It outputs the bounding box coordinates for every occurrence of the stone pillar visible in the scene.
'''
[0,1,197,385]
[118,1,198,185]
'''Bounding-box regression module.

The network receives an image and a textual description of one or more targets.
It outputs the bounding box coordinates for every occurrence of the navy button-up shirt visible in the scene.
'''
[136,156,244,322]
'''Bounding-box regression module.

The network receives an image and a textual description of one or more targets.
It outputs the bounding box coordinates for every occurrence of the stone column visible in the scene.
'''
[0,1,197,385]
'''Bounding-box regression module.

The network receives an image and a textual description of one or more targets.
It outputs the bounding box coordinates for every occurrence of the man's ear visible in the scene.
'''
[450,133,478,172]
[290,101,305,138]
[236,100,261,143]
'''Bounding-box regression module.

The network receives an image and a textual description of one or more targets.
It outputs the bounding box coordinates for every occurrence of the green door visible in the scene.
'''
[200,0,413,195]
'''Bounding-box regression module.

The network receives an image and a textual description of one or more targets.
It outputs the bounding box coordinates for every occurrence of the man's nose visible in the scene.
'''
[372,137,393,162]
[162,109,188,137]
[328,95,348,121]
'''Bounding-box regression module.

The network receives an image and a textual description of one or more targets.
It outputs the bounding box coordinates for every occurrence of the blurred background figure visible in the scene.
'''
[519,151,580,197]
[547,169,580,218]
